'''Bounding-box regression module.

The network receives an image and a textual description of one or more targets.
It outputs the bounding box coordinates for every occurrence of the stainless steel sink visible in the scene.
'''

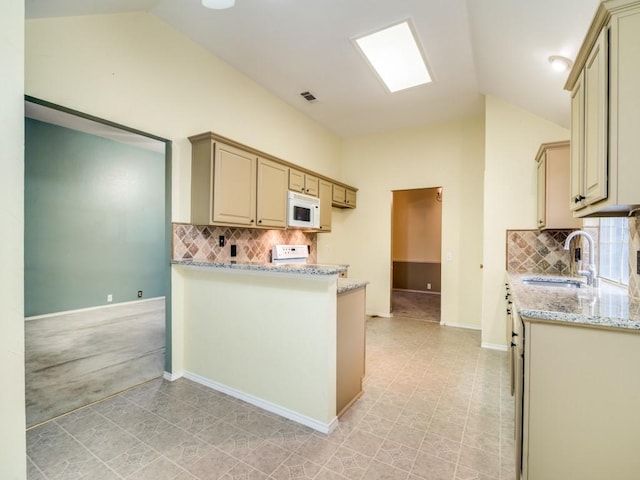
[522,278,581,288]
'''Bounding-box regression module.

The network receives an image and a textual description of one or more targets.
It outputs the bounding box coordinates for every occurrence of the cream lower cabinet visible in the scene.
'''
[521,320,640,480]
[256,158,288,228]
[536,141,581,229]
[318,179,332,232]
[336,286,366,417]
[566,0,640,216]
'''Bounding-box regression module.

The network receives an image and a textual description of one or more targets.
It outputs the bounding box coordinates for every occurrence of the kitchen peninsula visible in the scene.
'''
[172,260,367,433]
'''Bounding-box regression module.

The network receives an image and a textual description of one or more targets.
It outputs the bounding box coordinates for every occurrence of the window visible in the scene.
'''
[598,217,629,285]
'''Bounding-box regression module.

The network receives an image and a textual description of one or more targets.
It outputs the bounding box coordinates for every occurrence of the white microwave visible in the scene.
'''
[287,191,320,229]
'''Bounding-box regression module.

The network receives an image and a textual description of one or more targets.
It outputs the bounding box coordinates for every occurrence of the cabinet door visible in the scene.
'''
[305,174,319,197]
[288,168,305,193]
[212,143,257,226]
[257,158,288,228]
[345,189,357,208]
[544,144,581,229]
[332,184,346,206]
[570,73,585,211]
[536,155,546,229]
[318,179,332,232]
[583,28,608,207]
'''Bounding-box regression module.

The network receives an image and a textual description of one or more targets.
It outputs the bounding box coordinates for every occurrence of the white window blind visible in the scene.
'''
[598,217,629,286]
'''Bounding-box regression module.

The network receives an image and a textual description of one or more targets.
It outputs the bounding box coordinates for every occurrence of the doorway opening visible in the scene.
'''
[24,96,172,427]
[391,187,442,322]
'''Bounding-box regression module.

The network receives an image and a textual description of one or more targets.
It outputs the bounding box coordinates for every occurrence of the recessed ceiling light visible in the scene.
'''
[548,55,573,72]
[354,21,432,93]
[202,0,235,9]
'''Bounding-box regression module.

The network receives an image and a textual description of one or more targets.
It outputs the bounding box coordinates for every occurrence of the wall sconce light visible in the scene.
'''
[202,0,235,9]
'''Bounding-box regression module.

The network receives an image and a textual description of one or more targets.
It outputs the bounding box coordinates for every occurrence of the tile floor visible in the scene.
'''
[27,316,514,480]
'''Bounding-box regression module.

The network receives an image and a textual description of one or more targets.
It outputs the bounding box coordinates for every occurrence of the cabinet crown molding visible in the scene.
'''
[566,0,640,90]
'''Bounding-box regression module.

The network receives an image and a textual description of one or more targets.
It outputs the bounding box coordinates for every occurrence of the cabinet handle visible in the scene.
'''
[258,220,262,224]
[512,332,518,337]
[574,195,586,203]
[250,219,254,223]
[511,342,517,348]
[506,308,511,314]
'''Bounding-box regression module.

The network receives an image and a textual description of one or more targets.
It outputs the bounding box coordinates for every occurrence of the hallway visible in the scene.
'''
[392,291,440,322]
[27,317,514,479]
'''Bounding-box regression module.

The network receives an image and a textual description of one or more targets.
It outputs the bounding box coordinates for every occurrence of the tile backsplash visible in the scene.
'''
[172,223,317,263]
[506,229,575,275]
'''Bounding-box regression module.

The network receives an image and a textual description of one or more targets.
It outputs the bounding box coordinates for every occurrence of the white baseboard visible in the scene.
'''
[163,370,184,381]
[441,322,482,331]
[25,296,165,321]
[481,342,508,352]
[183,371,338,434]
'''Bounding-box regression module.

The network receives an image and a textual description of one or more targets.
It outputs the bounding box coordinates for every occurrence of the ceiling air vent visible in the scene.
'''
[300,91,317,103]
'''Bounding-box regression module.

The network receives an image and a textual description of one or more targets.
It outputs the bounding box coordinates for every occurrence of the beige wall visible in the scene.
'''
[1,0,26,478]
[481,96,569,348]
[25,13,342,223]
[319,116,485,328]
[25,13,342,376]
[392,188,442,263]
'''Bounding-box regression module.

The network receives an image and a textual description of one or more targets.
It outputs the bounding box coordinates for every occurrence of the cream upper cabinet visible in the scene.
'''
[191,138,257,226]
[289,168,319,197]
[536,141,581,230]
[318,179,332,232]
[566,0,640,216]
[190,132,357,227]
[332,184,357,209]
[521,320,640,479]
[569,72,585,212]
[256,158,288,228]
[582,28,608,207]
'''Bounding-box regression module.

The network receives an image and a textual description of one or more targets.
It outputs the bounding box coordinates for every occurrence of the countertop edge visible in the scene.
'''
[172,260,348,276]
[337,279,369,294]
[507,272,640,332]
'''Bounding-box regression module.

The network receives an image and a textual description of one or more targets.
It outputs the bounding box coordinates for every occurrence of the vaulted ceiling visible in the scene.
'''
[26,0,601,137]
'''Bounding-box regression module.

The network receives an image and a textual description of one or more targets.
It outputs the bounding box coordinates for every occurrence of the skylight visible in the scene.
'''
[354,21,432,93]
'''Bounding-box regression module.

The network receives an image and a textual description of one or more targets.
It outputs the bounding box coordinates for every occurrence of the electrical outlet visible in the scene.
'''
[107,294,113,302]
[137,290,143,298]
[637,251,640,274]
[219,235,225,247]
[230,244,237,257]
[427,283,432,290]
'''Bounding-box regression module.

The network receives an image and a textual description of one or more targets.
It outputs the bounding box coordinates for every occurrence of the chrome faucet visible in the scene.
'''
[564,230,598,287]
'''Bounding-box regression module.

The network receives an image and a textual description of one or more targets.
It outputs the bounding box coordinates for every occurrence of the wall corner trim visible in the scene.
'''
[163,370,184,382]
[481,342,508,352]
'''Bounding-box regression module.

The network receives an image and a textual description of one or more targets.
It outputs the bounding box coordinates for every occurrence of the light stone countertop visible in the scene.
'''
[507,273,640,331]
[337,278,369,294]
[172,259,348,276]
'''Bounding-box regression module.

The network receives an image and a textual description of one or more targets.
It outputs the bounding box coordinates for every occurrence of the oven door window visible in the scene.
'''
[293,205,311,222]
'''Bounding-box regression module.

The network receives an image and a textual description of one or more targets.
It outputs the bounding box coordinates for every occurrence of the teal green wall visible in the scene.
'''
[25,118,166,317]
